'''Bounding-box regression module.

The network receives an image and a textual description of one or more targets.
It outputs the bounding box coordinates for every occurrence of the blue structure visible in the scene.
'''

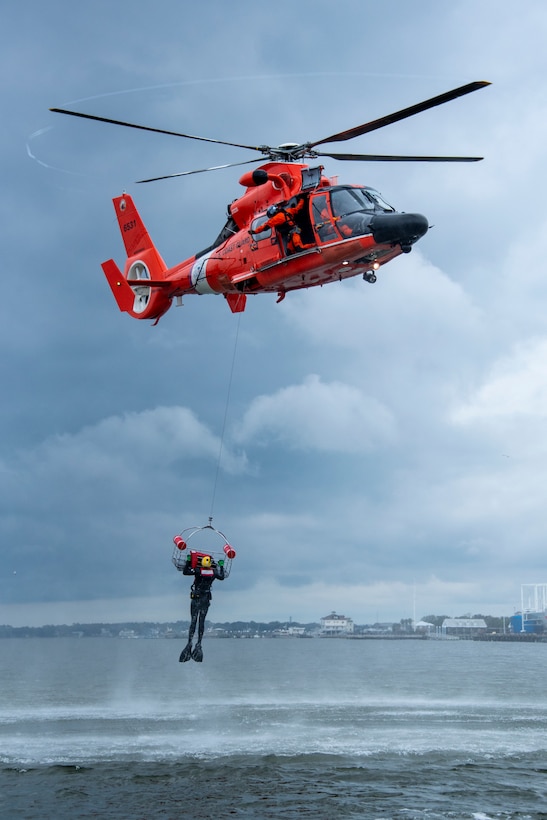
[510,612,547,634]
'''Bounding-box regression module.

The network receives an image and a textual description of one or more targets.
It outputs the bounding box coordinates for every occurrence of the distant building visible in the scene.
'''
[510,611,547,634]
[286,626,306,636]
[274,626,307,637]
[320,611,354,636]
[512,585,547,634]
[442,618,487,637]
[414,620,434,634]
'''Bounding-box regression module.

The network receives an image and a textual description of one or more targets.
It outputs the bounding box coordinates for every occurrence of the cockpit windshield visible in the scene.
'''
[330,187,395,217]
[365,189,395,212]
[311,186,396,243]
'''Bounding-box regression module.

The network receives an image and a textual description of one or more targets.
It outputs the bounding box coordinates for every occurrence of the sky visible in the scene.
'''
[2,0,547,627]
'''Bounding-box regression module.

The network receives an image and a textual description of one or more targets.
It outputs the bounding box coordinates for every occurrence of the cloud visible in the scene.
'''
[279,250,485,416]
[4,0,547,626]
[0,405,250,604]
[452,337,547,424]
[234,374,396,453]
[1,405,247,511]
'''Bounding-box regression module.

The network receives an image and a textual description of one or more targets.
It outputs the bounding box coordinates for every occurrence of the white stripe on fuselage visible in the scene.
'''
[191,251,216,295]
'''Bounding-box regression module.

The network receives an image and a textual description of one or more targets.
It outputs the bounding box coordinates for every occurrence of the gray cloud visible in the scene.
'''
[235,375,396,453]
[2,0,547,625]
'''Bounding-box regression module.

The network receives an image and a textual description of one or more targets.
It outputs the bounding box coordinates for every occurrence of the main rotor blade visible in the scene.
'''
[310,81,491,147]
[136,157,264,183]
[49,107,263,152]
[316,151,484,162]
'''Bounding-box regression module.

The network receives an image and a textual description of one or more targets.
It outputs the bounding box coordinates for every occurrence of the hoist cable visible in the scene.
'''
[209,313,242,522]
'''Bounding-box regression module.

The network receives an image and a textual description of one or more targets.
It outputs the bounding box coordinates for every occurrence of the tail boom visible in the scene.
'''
[101,193,247,321]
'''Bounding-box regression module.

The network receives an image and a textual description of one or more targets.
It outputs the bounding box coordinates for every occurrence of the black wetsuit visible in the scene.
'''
[182,563,225,644]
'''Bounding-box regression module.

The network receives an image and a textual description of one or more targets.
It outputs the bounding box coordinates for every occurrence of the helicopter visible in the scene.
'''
[51,80,490,323]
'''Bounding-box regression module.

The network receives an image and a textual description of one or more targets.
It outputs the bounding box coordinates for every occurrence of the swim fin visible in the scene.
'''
[179,641,193,663]
[191,642,203,663]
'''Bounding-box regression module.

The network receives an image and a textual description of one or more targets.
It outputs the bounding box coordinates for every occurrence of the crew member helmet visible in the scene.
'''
[201,555,212,568]
[266,205,278,217]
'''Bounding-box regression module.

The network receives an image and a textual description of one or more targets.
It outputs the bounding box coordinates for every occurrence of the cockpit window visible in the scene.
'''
[331,187,395,217]
[365,188,395,212]
[318,186,394,240]
[331,188,366,217]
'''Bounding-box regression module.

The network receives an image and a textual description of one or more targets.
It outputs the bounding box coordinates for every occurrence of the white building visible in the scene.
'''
[442,618,487,637]
[320,611,354,635]
[414,620,434,634]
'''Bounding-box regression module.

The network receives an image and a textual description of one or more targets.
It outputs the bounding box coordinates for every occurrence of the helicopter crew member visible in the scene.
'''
[252,196,313,254]
[178,554,225,663]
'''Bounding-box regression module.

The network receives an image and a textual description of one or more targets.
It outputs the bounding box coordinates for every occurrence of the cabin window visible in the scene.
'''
[250,215,271,239]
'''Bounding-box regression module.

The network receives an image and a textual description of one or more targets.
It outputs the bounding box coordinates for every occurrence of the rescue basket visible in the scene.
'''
[172,522,236,578]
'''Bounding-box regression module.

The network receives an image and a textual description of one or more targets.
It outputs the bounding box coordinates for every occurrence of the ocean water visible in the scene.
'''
[1,636,546,819]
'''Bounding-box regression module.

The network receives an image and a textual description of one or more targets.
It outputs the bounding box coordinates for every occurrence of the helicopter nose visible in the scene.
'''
[370,213,429,252]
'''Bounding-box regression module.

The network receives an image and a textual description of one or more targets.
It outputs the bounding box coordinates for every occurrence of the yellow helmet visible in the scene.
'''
[201,555,212,568]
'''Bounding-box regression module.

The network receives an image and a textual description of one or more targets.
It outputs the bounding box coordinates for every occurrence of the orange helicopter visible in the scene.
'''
[51,81,489,323]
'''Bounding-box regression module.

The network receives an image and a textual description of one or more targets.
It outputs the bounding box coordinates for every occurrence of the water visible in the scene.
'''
[1,637,546,818]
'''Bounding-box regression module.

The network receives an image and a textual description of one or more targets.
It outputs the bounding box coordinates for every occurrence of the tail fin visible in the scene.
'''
[102,194,172,321]
[101,259,137,313]
[112,193,161,258]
